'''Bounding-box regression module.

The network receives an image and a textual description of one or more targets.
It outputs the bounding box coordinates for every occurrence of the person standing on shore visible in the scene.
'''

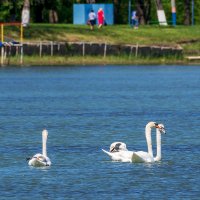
[131,10,139,29]
[97,8,104,29]
[88,9,96,30]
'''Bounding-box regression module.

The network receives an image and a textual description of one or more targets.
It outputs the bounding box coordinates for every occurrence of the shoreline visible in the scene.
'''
[0,42,189,66]
[1,24,200,66]
[1,55,198,66]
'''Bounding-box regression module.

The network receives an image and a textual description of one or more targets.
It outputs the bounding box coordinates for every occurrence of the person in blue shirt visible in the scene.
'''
[131,10,139,29]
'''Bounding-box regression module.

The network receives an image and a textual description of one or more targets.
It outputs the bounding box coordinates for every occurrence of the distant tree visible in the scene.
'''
[184,0,191,25]
[194,0,200,25]
[22,0,30,26]
[155,0,164,10]
[111,0,129,24]
[23,0,30,8]
[30,0,44,22]
[135,0,151,25]
[46,0,59,23]
[10,0,17,21]
[0,0,200,25]
[86,0,96,3]
[30,0,59,23]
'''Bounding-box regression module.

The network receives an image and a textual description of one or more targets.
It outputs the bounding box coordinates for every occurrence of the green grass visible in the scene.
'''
[21,24,200,47]
[3,24,200,65]
[5,24,200,44]
[4,55,187,66]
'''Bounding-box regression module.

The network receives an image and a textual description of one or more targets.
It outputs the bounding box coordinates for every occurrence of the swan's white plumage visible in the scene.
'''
[132,151,154,163]
[28,129,51,167]
[102,122,165,163]
[28,153,51,167]
[102,141,131,162]
[102,149,133,162]
[109,142,128,152]
[132,123,165,163]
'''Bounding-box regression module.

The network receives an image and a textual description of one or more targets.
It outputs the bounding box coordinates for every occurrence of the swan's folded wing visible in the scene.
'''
[102,149,133,162]
[132,151,154,163]
[132,152,145,163]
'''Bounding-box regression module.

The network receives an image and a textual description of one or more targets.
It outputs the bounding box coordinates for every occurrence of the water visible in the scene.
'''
[0,65,199,200]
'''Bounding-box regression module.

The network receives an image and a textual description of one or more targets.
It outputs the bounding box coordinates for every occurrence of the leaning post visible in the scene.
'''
[1,24,4,65]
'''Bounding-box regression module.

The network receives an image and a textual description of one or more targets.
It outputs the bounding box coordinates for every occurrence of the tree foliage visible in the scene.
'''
[0,0,199,25]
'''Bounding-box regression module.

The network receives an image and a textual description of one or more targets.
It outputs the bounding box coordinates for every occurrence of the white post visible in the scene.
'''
[129,46,133,58]
[51,41,53,56]
[1,47,4,65]
[39,41,42,57]
[135,43,138,57]
[20,45,23,65]
[104,43,107,58]
[82,42,85,57]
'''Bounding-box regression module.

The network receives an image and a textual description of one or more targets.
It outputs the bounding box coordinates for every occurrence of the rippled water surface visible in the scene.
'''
[0,65,199,199]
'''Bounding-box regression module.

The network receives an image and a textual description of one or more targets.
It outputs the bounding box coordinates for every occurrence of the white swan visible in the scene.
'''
[102,141,132,162]
[109,142,128,152]
[27,129,51,167]
[132,123,165,163]
[102,122,166,163]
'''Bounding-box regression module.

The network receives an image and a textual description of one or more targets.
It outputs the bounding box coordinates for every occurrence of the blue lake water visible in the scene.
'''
[0,65,199,199]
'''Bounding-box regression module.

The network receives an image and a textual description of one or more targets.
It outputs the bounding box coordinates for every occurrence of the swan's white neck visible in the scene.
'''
[42,130,48,157]
[154,128,161,161]
[145,126,153,157]
[145,122,162,161]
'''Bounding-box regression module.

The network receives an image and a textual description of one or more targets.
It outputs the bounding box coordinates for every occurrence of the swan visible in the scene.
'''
[109,142,128,152]
[102,141,132,162]
[27,129,51,167]
[102,122,166,163]
[132,123,166,163]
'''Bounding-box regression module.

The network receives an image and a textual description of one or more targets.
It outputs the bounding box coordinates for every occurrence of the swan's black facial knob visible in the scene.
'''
[26,157,31,161]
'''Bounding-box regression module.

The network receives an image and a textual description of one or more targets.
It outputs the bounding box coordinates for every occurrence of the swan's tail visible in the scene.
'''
[102,149,113,157]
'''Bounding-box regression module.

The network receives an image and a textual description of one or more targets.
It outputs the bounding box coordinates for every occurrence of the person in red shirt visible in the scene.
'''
[97,8,104,28]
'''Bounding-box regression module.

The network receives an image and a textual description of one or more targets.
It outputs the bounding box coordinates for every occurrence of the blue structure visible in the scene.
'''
[171,0,176,26]
[73,4,114,25]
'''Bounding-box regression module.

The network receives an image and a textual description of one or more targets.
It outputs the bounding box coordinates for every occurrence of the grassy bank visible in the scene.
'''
[5,55,188,66]
[4,24,200,65]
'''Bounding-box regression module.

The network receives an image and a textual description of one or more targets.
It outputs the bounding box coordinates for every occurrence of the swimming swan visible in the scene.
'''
[132,123,166,163]
[27,129,51,167]
[102,122,166,163]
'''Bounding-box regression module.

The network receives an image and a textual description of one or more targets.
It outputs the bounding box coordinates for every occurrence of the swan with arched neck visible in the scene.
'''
[27,129,51,167]
[102,122,166,163]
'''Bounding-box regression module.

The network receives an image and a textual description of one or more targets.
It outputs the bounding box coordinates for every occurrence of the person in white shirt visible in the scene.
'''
[88,9,96,30]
